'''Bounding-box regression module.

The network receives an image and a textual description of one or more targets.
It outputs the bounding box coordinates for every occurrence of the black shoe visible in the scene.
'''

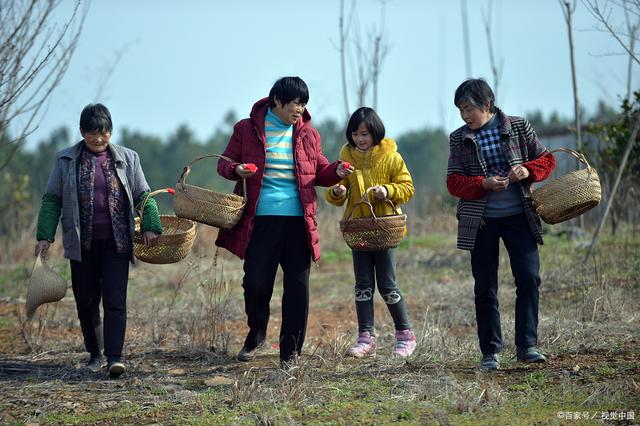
[85,353,107,372]
[516,346,546,363]
[480,353,499,371]
[107,361,125,378]
[236,341,265,362]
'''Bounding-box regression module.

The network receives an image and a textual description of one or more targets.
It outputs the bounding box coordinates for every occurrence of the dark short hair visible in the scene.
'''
[79,103,113,133]
[454,78,496,112]
[346,107,385,147]
[268,76,309,108]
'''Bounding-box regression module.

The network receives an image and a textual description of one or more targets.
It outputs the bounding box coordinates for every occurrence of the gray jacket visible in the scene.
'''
[44,141,151,262]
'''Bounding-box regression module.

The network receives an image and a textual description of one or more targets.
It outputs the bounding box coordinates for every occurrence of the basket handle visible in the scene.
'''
[343,186,400,223]
[178,153,248,203]
[135,187,175,221]
[548,148,594,173]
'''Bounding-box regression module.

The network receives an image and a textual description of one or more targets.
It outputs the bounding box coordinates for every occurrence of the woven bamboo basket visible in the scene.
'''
[25,254,67,319]
[134,189,197,264]
[173,154,247,230]
[531,148,601,224]
[340,188,407,251]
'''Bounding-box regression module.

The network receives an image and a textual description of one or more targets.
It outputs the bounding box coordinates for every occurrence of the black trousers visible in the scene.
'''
[242,216,310,363]
[352,248,411,334]
[70,238,130,361]
[470,214,541,355]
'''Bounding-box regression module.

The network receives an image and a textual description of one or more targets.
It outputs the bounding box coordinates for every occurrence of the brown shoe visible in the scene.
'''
[237,341,265,362]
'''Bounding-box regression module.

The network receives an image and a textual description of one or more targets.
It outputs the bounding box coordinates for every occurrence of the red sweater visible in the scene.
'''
[446,152,556,200]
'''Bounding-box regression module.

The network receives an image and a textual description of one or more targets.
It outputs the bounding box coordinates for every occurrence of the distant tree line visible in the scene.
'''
[0,100,629,239]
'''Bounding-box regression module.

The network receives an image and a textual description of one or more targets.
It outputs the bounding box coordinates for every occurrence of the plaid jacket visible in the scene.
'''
[447,108,554,250]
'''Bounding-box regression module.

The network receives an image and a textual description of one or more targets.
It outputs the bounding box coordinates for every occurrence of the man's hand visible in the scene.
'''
[35,240,51,257]
[482,176,510,192]
[507,165,530,183]
[332,184,347,197]
[143,231,159,247]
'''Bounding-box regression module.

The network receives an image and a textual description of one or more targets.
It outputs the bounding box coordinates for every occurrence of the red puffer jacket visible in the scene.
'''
[215,97,341,262]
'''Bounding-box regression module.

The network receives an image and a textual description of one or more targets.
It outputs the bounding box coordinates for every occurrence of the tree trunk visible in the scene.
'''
[584,111,640,262]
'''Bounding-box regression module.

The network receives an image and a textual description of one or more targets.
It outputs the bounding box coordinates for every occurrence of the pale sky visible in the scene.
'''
[23,0,637,148]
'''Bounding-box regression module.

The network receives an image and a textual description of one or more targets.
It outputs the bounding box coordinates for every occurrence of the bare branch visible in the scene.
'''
[337,0,389,114]
[560,0,584,155]
[461,0,472,76]
[585,109,640,261]
[0,0,88,171]
[482,0,503,101]
[583,0,640,64]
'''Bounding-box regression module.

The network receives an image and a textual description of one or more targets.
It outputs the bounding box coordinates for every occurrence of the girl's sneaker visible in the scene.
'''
[394,329,416,357]
[347,331,377,358]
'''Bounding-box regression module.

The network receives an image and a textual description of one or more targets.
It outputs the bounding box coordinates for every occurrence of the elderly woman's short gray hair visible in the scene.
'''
[454,78,496,112]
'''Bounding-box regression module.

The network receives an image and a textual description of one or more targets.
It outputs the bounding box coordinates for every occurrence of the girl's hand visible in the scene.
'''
[35,240,51,257]
[332,184,347,197]
[482,176,510,192]
[507,165,530,182]
[236,163,258,178]
[371,185,388,200]
[143,231,159,247]
[336,162,354,178]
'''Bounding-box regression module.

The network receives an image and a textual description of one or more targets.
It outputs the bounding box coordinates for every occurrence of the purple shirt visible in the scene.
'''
[92,150,113,239]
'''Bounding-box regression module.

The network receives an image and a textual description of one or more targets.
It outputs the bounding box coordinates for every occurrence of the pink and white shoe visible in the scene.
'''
[346,331,377,358]
[394,329,416,357]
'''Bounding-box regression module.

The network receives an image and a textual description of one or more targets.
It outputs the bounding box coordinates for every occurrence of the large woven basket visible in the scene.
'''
[25,254,67,319]
[531,148,601,224]
[134,189,197,264]
[340,188,407,251]
[173,154,247,230]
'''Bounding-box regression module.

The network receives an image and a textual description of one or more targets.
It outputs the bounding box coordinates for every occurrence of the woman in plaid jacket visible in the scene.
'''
[446,79,556,371]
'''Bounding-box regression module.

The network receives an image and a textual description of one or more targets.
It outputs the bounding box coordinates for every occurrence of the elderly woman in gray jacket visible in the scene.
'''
[34,104,161,378]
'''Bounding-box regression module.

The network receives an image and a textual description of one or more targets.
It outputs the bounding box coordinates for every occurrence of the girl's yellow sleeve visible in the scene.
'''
[383,153,414,205]
[325,176,350,206]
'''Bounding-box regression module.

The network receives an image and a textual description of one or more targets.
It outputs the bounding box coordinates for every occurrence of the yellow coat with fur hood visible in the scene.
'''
[326,138,414,220]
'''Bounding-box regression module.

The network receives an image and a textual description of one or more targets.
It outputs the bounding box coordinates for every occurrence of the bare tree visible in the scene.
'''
[335,0,388,115]
[584,0,640,97]
[582,0,640,258]
[0,0,88,171]
[351,11,389,109]
[338,0,355,120]
[585,109,640,261]
[560,1,583,155]
[482,0,503,101]
[624,3,640,99]
[461,0,472,77]
[584,0,640,65]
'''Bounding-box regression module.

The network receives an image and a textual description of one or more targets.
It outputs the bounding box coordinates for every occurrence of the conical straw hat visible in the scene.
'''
[25,254,67,319]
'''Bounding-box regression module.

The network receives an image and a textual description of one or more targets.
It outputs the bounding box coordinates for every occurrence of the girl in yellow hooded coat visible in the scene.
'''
[326,107,416,358]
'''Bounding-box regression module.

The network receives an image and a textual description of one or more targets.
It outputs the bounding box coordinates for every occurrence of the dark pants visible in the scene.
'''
[70,238,130,362]
[352,248,411,334]
[242,216,310,363]
[471,214,541,355]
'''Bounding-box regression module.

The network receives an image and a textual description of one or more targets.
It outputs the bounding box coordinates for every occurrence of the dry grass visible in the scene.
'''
[0,212,638,424]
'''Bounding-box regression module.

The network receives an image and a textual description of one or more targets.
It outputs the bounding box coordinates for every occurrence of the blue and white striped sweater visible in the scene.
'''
[256,108,303,216]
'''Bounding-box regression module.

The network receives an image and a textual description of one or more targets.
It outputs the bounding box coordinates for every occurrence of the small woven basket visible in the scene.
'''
[25,254,67,319]
[340,188,407,251]
[531,148,601,224]
[173,154,247,230]
[134,189,197,264]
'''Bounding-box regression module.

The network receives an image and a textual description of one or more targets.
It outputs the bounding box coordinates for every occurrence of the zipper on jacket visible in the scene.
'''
[293,132,317,263]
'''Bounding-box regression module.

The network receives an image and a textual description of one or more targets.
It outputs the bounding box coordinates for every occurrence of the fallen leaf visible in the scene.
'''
[204,376,234,387]
[168,368,187,376]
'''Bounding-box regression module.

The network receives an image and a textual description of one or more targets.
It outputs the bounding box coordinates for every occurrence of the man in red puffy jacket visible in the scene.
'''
[216,76,353,367]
